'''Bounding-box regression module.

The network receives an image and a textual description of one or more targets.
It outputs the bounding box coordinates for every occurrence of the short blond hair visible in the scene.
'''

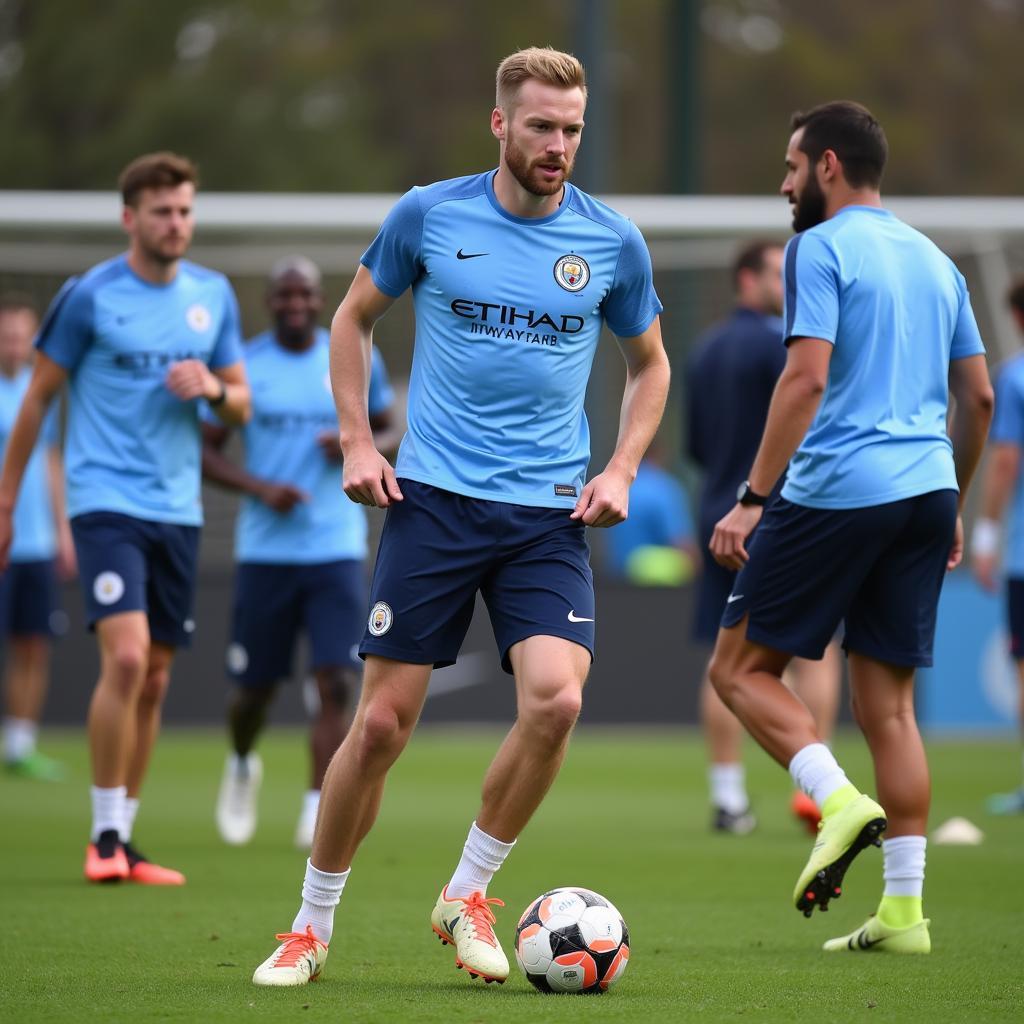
[496,46,587,111]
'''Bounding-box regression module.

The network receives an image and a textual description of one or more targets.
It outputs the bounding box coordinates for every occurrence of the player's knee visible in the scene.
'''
[521,683,582,746]
[354,701,408,767]
[317,667,356,712]
[707,651,735,705]
[104,642,148,695]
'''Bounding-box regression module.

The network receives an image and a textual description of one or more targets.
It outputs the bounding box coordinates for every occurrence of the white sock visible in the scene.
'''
[230,752,257,778]
[121,797,140,843]
[446,822,516,899]
[302,789,320,821]
[709,763,748,814]
[3,717,37,762]
[293,859,349,945]
[788,743,851,809]
[882,835,926,898]
[90,785,127,842]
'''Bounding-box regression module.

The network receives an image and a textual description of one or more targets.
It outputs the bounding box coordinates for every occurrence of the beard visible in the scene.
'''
[791,174,827,233]
[141,234,189,265]
[504,132,573,197]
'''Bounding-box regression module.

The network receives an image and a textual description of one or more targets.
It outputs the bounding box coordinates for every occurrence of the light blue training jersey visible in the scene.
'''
[781,206,985,509]
[0,366,58,561]
[36,254,244,525]
[989,352,1024,577]
[233,328,394,563]
[361,170,662,508]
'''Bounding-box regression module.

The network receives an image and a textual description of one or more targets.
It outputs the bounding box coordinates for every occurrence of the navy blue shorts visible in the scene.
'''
[721,490,958,666]
[227,560,365,686]
[694,544,736,644]
[0,559,59,636]
[360,480,595,674]
[71,511,200,648]
[1006,578,1024,659]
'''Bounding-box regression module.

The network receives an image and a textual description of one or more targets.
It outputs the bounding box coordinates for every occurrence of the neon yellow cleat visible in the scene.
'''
[823,914,931,953]
[431,886,509,983]
[794,793,886,917]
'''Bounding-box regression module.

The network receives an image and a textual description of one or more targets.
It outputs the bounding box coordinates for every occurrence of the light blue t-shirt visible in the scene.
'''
[781,206,985,509]
[233,328,394,563]
[36,254,244,526]
[990,353,1024,577]
[361,171,662,508]
[603,460,694,576]
[0,366,59,561]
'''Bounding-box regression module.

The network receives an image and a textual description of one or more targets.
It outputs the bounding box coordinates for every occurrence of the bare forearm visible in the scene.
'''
[605,353,670,478]
[747,372,824,495]
[209,382,250,426]
[46,449,69,529]
[330,307,374,452]
[951,403,995,512]
[201,445,265,498]
[0,392,49,511]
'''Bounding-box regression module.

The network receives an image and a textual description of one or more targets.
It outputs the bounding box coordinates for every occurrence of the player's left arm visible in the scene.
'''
[570,318,670,528]
[45,423,76,581]
[710,337,832,570]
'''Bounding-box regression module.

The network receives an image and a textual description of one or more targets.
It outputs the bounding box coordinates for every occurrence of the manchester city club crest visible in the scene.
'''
[553,253,590,292]
[368,601,394,637]
[186,303,212,332]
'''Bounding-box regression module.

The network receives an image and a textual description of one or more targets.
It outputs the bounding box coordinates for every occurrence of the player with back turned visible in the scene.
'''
[251,45,669,988]
[707,102,993,952]
[0,152,250,884]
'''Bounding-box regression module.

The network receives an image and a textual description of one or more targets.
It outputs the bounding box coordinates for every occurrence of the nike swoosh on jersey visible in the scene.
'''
[726,594,744,603]
[567,611,594,623]
[456,249,488,260]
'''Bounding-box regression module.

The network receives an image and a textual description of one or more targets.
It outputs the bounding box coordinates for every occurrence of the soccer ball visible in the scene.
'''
[514,887,630,994]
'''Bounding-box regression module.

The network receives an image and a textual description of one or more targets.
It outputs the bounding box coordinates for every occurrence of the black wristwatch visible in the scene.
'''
[210,380,227,406]
[736,480,768,507]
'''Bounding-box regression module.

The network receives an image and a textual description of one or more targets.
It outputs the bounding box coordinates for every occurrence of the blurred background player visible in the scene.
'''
[0,152,250,884]
[687,240,841,834]
[600,439,697,586]
[709,101,992,953]
[0,294,75,780]
[972,275,1024,814]
[205,255,396,848]
[251,45,669,988]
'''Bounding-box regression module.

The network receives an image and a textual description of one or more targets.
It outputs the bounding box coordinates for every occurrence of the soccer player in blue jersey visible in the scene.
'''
[0,152,250,885]
[205,256,396,848]
[252,46,670,987]
[972,276,1024,814]
[0,295,75,781]
[707,102,993,953]
[688,241,841,836]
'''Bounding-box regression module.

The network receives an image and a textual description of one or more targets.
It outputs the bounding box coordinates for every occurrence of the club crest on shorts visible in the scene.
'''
[553,253,590,292]
[226,643,249,674]
[93,571,125,606]
[185,303,212,332]
[368,601,393,636]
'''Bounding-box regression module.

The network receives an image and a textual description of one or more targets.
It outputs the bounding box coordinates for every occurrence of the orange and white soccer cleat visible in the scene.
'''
[84,830,129,883]
[431,887,509,983]
[252,925,329,986]
[124,842,186,885]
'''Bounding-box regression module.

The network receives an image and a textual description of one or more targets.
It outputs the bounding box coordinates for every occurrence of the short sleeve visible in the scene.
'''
[950,285,986,361]
[783,233,840,345]
[602,222,663,338]
[360,188,425,297]
[35,276,94,372]
[209,281,245,370]
[991,365,1024,446]
[367,347,395,416]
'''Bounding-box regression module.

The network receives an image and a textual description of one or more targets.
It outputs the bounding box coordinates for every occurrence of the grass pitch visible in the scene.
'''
[1,727,1022,1023]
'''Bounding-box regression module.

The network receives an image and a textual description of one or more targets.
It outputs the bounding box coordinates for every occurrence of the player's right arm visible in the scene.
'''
[329,265,402,508]
[200,420,308,513]
[0,352,67,570]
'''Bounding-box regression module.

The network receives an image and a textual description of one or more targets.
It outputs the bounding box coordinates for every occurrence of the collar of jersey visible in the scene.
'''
[832,204,893,220]
[484,169,573,226]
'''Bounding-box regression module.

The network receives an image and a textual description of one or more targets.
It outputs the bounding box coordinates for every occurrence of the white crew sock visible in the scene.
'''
[302,789,320,821]
[788,743,851,809]
[446,822,516,899]
[121,797,140,843]
[882,835,927,898]
[709,762,748,814]
[292,859,349,945]
[91,785,127,842]
[3,717,37,762]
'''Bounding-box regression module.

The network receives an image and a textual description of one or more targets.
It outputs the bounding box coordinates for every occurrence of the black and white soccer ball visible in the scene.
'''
[514,886,630,994]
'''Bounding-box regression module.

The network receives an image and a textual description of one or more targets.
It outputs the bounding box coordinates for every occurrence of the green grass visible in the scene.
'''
[2,728,1022,1023]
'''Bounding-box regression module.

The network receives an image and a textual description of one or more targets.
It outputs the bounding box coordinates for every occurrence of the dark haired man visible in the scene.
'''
[708,101,993,952]
[0,151,250,884]
[687,241,840,835]
[972,276,1024,814]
